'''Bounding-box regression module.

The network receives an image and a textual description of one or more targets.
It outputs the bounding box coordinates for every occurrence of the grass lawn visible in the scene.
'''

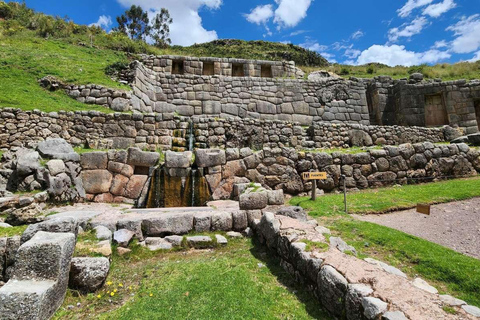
[291,177,480,307]
[0,32,128,113]
[0,224,27,237]
[55,237,330,320]
[290,176,480,216]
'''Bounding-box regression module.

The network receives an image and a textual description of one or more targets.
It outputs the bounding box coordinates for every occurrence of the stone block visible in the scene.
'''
[239,191,268,210]
[165,151,193,168]
[124,175,148,199]
[80,152,108,170]
[81,170,112,194]
[142,213,194,236]
[317,265,348,317]
[68,257,110,293]
[127,147,160,167]
[211,211,233,231]
[195,149,226,168]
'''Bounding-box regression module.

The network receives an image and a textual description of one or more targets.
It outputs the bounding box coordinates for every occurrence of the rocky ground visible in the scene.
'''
[355,197,480,259]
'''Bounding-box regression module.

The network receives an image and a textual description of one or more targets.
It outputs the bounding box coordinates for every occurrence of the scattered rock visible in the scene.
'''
[462,305,480,317]
[315,226,331,235]
[0,223,12,228]
[276,206,308,221]
[5,203,45,226]
[382,311,408,320]
[239,191,268,210]
[226,231,243,238]
[145,237,173,251]
[94,240,112,256]
[412,277,438,294]
[117,247,131,256]
[94,226,112,242]
[186,235,213,247]
[21,216,79,243]
[69,257,110,293]
[113,229,135,247]
[215,234,228,245]
[330,237,357,255]
[164,235,183,247]
[364,258,407,278]
[439,294,466,306]
[362,297,388,319]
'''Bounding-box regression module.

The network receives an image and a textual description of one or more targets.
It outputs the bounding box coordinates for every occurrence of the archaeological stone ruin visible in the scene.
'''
[1,55,480,319]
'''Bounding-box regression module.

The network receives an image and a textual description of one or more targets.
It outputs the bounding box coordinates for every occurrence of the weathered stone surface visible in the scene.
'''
[382,311,407,320]
[232,210,248,231]
[113,229,135,247]
[111,97,130,112]
[211,211,233,231]
[349,130,373,147]
[276,206,308,221]
[193,213,211,232]
[215,234,228,245]
[364,258,407,278]
[142,213,194,236]
[80,152,108,170]
[124,175,148,199]
[21,217,79,243]
[462,305,480,317]
[345,283,374,320]
[267,189,284,205]
[195,149,226,168]
[127,147,159,167]
[145,237,173,251]
[45,159,65,177]
[94,225,112,242]
[69,257,110,293]
[117,218,144,241]
[186,235,213,247]
[258,212,280,248]
[439,294,466,306]
[412,277,438,294]
[226,231,243,238]
[16,149,40,176]
[36,138,76,159]
[223,160,247,178]
[317,265,348,317]
[164,235,183,247]
[362,297,388,319]
[5,203,45,226]
[110,174,129,196]
[164,151,193,168]
[0,231,75,320]
[239,191,268,210]
[330,237,357,255]
[81,170,112,194]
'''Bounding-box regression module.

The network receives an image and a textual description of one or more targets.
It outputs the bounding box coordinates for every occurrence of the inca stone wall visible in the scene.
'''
[129,57,369,125]
[0,108,448,151]
[366,75,480,134]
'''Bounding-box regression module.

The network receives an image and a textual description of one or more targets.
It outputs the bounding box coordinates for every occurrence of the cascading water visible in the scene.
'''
[144,120,211,208]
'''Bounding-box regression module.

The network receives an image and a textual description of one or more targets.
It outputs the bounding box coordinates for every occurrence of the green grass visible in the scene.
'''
[55,238,329,319]
[291,176,480,216]
[305,146,383,155]
[0,224,27,237]
[0,31,128,113]
[291,177,480,307]
[322,216,480,307]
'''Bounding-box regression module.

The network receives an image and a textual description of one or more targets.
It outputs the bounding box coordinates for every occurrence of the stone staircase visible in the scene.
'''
[0,231,76,320]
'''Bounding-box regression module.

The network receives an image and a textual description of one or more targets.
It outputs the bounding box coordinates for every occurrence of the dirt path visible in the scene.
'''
[354,198,480,260]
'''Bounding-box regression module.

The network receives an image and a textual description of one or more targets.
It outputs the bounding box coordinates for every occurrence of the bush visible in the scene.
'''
[339,67,350,75]
[366,66,375,74]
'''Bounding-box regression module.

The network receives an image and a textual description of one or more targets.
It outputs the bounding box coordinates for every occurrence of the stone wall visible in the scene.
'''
[0,108,448,151]
[365,76,480,134]
[130,59,369,125]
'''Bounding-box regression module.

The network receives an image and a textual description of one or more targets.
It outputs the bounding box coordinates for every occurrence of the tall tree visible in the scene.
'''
[114,5,150,40]
[151,8,173,48]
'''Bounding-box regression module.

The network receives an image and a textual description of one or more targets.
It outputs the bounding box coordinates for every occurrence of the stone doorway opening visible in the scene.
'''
[232,63,245,77]
[172,60,184,75]
[203,62,214,76]
[424,93,448,127]
[475,99,480,131]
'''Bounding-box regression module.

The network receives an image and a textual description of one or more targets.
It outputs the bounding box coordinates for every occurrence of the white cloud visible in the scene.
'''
[116,0,221,46]
[469,51,480,62]
[388,16,428,42]
[299,39,335,63]
[89,15,112,29]
[244,4,274,25]
[344,48,361,59]
[423,0,456,18]
[356,44,451,66]
[289,29,308,37]
[398,0,433,18]
[447,14,480,54]
[273,0,312,29]
[433,40,448,48]
[351,30,364,40]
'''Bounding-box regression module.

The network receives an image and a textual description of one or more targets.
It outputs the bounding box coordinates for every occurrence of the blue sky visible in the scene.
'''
[15,0,480,66]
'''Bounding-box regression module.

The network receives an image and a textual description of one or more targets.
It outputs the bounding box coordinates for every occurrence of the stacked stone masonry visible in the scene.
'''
[0,108,448,151]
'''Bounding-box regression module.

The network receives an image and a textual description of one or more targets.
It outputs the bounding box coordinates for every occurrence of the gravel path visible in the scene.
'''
[354,198,480,260]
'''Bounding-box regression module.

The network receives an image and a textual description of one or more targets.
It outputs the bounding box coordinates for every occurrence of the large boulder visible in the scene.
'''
[349,130,373,147]
[15,149,40,176]
[36,138,79,161]
[69,257,110,293]
[81,170,113,194]
[111,97,130,112]
[113,229,135,247]
[5,203,45,226]
[142,213,194,236]
[195,149,226,168]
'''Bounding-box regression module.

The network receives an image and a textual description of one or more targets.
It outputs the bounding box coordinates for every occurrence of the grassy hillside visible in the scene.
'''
[170,39,329,67]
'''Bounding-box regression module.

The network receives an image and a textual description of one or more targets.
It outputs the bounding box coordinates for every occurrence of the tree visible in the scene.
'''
[114,5,150,40]
[151,8,173,48]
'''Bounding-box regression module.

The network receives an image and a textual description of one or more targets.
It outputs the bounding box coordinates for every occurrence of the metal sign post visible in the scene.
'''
[341,174,347,214]
[302,172,327,201]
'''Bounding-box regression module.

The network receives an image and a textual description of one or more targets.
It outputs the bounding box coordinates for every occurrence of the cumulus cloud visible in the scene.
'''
[447,14,480,54]
[344,48,361,59]
[423,0,456,18]
[432,40,448,48]
[397,0,433,18]
[273,0,312,29]
[388,16,428,42]
[244,4,274,25]
[356,44,450,66]
[89,15,112,29]
[116,0,221,46]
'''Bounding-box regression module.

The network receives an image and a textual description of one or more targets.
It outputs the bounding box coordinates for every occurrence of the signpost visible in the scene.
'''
[302,172,327,201]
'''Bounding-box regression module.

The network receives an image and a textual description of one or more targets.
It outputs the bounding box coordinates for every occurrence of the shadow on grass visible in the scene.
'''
[249,238,331,320]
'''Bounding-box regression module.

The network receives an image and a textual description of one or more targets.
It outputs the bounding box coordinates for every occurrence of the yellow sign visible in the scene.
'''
[416,203,431,215]
[302,172,327,180]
